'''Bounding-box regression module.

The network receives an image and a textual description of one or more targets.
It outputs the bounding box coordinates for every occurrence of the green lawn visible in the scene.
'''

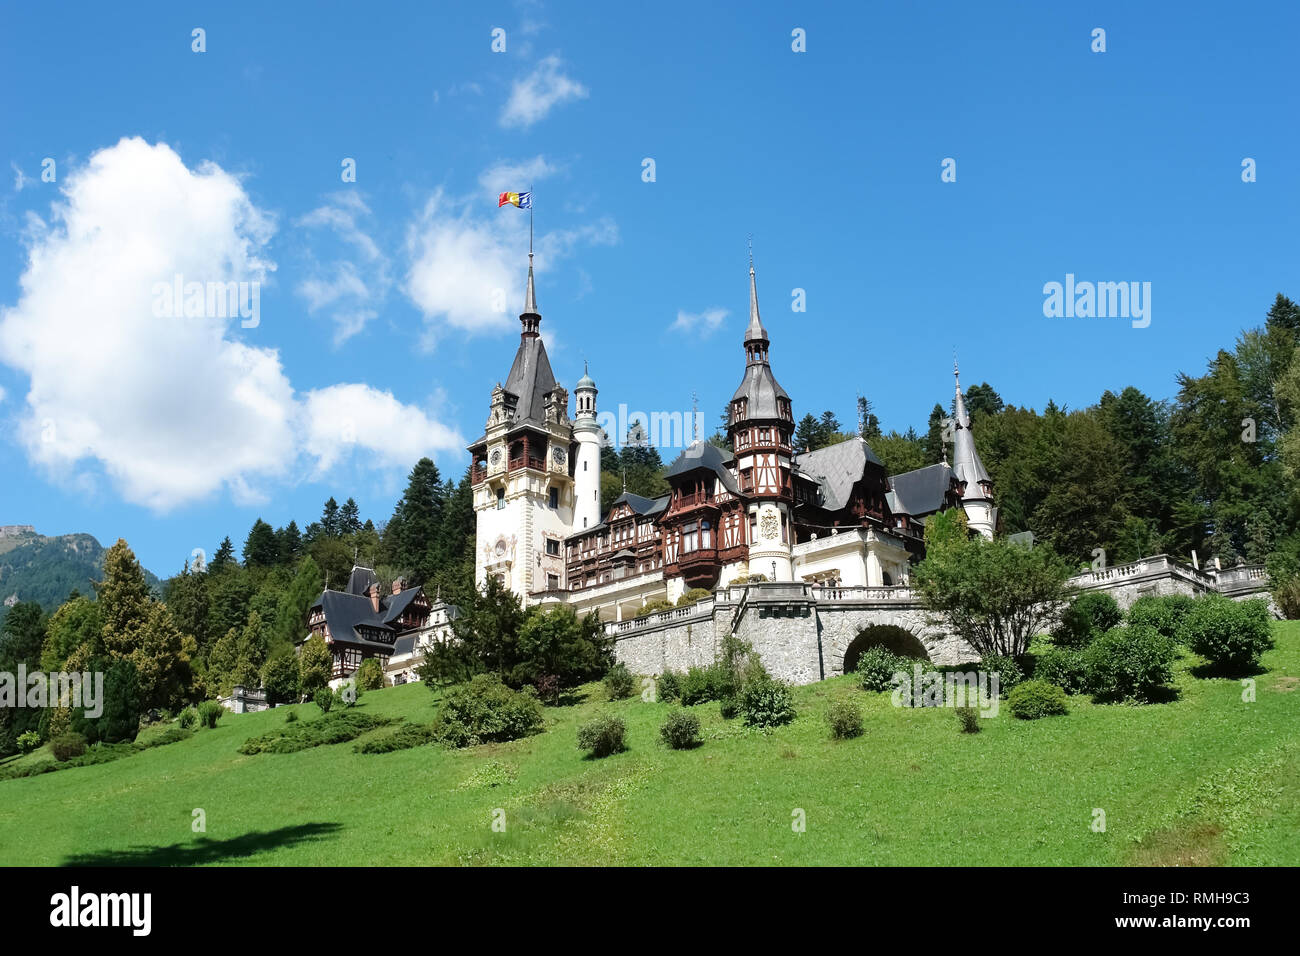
[1,622,1296,866]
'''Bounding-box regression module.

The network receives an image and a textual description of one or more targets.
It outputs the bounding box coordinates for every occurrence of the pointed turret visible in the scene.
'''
[950,360,996,538]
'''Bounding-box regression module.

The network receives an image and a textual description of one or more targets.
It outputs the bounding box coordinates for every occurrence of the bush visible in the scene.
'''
[719,695,740,720]
[196,700,223,729]
[656,670,683,702]
[50,732,87,762]
[16,730,41,754]
[177,707,197,730]
[1126,594,1195,641]
[1274,577,1300,620]
[239,711,396,755]
[1053,592,1122,648]
[285,709,299,723]
[680,665,730,705]
[313,687,334,713]
[824,699,863,739]
[979,654,1025,696]
[432,674,544,748]
[1180,595,1275,673]
[857,646,907,692]
[1007,680,1069,719]
[740,677,796,728]
[635,598,675,619]
[577,714,627,757]
[955,706,981,733]
[1033,647,1088,694]
[603,662,635,700]
[676,588,712,607]
[356,658,386,691]
[534,673,562,705]
[1083,625,1176,703]
[659,710,701,749]
[355,723,437,754]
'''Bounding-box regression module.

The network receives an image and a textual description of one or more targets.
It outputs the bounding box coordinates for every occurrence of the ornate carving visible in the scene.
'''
[759,510,780,541]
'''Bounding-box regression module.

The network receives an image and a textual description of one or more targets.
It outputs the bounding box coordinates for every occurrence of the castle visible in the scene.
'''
[468,252,997,627]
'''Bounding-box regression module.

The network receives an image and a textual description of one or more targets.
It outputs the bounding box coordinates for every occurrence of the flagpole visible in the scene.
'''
[529,185,534,259]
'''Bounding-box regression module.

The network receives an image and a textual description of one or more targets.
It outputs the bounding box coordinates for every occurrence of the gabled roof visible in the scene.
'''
[665,441,739,494]
[308,573,429,651]
[887,462,954,517]
[576,491,669,536]
[794,438,882,511]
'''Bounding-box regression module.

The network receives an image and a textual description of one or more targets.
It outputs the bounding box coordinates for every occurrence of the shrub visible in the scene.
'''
[16,730,41,754]
[1053,592,1122,648]
[979,654,1025,696]
[740,676,796,728]
[719,695,740,720]
[1180,595,1275,673]
[196,700,223,729]
[534,673,562,705]
[239,711,396,755]
[659,710,701,749]
[177,707,197,730]
[355,723,437,754]
[50,732,87,762]
[432,674,544,748]
[955,706,981,733]
[313,687,334,713]
[1126,594,1195,641]
[680,666,718,705]
[1274,577,1300,620]
[676,587,712,607]
[1033,647,1088,694]
[635,598,675,619]
[857,646,907,692]
[1083,625,1176,703]
[1007,680,1069,719]
[656,670,683,702]
[285,709,299,723]
[824,699,863,739]
[356,658,386,691]
[603,662,635,700]
[577,713,627,757]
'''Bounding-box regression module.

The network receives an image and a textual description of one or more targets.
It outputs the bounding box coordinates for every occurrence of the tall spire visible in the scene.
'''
[743,244,770,368]
[523,254,538,315]
[953,357,969,428]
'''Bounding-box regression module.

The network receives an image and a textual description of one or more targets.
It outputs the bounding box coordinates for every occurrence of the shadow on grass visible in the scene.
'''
[61,821,343,866]
[1189,661,1268,681]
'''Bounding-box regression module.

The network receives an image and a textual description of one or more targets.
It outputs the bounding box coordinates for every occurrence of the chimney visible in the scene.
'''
[368,583,381,614]
[391,576,404,595]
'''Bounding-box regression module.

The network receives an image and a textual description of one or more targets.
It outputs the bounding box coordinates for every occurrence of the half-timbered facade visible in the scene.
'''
[302,566,432,683]
[473,251,996,623]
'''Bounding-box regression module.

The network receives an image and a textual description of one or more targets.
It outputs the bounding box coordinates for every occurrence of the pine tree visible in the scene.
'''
[242,518,278,567]
[321,497,341,537]
[271,556,323,654]
[387,459,445,582]
[339,498,362,535]
[277,521,303,563]
[211,537,236,571]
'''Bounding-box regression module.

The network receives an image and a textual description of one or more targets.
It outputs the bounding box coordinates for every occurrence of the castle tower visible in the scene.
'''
[466,255,576,602]
[951,361,997,538]
[572,362,602,531]
[727,256,796,581]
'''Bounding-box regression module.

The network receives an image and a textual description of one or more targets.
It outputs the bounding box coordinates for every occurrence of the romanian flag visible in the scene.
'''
[498,191,532,209]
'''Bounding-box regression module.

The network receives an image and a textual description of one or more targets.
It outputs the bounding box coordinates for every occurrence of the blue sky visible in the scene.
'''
[1,0,1296,578]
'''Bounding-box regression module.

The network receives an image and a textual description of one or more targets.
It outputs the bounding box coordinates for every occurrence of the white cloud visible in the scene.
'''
[670,307,730,337]
[294,192,391,345]
[404,184,616,342]
[0,137,463,511]
[302,384,463,476]
[11,162,31,192]
[477,155,558,194]
[500,55,588,128]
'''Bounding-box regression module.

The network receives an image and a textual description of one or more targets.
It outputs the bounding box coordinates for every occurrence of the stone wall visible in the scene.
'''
[609,556,1276,686]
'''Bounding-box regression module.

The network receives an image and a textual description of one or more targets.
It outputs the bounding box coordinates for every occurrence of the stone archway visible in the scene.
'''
[843,624,931,673]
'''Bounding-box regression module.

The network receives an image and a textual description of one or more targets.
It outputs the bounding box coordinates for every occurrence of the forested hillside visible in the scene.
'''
[0,530,161,626]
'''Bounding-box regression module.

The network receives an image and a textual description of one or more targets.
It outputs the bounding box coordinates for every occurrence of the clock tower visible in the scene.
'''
[467,254,577,602]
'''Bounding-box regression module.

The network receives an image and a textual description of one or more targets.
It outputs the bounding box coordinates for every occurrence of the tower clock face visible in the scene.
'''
[490,449,501,465]
[552,447,566,465]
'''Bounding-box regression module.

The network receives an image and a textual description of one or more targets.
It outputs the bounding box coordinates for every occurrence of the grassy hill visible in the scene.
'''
[0,528,161,625]
[0,622,1296,866]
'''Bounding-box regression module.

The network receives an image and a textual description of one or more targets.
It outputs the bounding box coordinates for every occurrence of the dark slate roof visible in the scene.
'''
[794,438,881,511]
[576,491,669,536]
[502,332,558,431]
[887,462,954,517]
[346,566,378,596]
[730,362,790,421]
[665,441,739,494]
[308,579,427,651]
[390,635,417,658]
